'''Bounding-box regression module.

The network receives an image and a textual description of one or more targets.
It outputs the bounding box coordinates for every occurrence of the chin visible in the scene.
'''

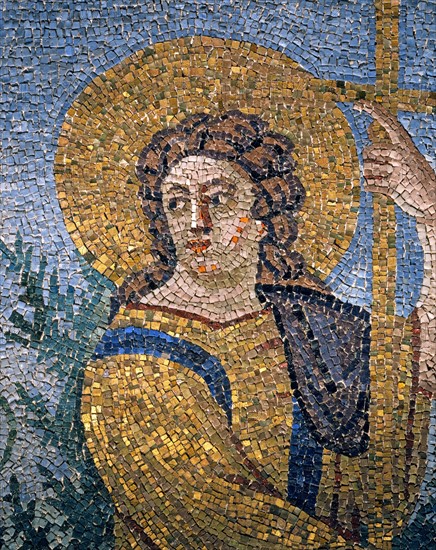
[189,259,222,275]
[178,249,251,283]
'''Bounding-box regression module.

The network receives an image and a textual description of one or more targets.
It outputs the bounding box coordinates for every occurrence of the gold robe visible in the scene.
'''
[82,305,355,549]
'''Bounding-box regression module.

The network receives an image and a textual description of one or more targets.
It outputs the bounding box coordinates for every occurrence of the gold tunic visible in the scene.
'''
[81,305,352,549]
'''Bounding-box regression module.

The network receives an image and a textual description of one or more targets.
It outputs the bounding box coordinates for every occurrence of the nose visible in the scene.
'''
[190,199,213,236]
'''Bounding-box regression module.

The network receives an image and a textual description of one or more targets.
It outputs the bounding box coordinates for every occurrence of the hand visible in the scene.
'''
[354,100,435,223]
[355,101,435,393]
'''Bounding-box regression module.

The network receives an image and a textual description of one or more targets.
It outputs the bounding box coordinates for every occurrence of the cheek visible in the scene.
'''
[217,215,250,245]
[165,212,190,240]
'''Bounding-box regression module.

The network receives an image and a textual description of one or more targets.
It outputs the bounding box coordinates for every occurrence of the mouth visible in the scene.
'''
[186,239,211,254]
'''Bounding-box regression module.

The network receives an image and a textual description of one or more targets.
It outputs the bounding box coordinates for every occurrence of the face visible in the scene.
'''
[161,156,264,287]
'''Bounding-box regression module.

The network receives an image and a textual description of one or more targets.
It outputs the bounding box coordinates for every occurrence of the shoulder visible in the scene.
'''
[257,283,371,324]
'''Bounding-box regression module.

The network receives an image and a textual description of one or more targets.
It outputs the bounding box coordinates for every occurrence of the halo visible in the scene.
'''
[55,36,361,287]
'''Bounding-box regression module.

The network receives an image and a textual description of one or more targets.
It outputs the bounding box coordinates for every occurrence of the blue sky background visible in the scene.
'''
[0,1,435,548]
[399,0,435,90]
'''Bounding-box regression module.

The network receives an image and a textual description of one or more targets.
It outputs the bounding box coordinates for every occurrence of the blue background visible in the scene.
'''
[0,1,435,548]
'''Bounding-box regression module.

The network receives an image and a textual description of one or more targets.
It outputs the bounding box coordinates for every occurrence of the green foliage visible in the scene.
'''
[3,475,51,550]
[0,233,116,548]
[0,396,17,470]
[39,464,115,548]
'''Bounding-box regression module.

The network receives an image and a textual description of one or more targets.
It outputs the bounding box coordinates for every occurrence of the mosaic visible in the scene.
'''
[1,2,435,549]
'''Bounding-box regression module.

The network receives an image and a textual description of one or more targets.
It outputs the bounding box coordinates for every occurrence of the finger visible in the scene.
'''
[363,144,404,163]
[354,100,410,144]
[363,164,394,180]
[363,181,392,195]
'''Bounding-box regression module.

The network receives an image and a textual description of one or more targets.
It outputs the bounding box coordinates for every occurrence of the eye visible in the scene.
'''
[208,193,231,207]
[167,197,188,211]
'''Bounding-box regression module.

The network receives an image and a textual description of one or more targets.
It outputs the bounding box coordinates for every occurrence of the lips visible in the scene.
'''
[187,239,211,253]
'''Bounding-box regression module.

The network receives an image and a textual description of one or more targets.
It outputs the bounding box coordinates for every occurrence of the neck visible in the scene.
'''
[140,263,263,323]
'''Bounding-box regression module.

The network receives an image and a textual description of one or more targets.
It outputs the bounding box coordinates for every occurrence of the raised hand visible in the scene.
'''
[355,100,435,393]
[354,100,435,223]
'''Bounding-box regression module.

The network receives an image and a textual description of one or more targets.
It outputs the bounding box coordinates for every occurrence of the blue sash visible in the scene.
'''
[92,325,323,514]
[93,327,233,425]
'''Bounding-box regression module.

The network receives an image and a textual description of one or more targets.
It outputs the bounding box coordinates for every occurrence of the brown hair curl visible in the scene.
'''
[118,110,308,305]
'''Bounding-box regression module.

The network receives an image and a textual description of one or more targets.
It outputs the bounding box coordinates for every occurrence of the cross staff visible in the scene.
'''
[315,3,434,548]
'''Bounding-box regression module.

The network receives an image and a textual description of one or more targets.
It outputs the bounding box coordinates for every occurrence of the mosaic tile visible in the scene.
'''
[0,2,435,549]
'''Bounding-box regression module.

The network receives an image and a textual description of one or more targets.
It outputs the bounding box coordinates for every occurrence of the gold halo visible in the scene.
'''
[55,36,360,287]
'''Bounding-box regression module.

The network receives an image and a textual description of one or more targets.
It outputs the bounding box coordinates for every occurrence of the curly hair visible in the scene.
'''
[117,110,309,305]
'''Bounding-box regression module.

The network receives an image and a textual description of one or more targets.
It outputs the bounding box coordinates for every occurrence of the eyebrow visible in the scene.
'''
[165,178,237,195]
[202,179,236,194]
[165,184,190,195]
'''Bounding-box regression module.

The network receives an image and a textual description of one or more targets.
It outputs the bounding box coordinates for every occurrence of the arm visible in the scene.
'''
[82,354,346,549]
[355,101,435,393]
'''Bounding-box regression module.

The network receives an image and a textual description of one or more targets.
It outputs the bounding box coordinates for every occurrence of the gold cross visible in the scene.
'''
[321,3,433,548]
[308,0,434,114]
